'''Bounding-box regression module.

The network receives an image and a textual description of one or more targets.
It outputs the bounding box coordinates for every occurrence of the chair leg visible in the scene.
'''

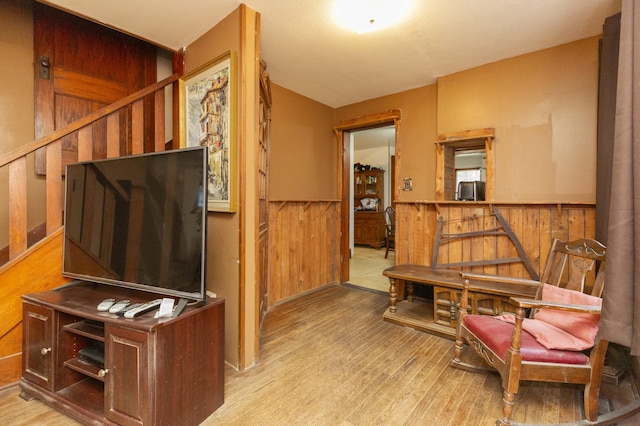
[583,341,609,421]
[583,340,609,421]
[583,382,599,422]
[453,316,465,364]
[385,240,389,258]
[496,390,516,426]
[453,338,464,363]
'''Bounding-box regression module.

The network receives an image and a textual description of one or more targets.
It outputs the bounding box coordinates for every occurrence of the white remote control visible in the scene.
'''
[108,300,131,314]
[124,299,163,318]
[116,303,142,317]
[97,298,115,311]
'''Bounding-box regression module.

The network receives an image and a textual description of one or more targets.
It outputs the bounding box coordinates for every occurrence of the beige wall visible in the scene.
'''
[0,0,46,248]
[335,85,439,201]
[184,7,244,368]
[0,0,34,154]
[326,38,601,203]
[269,83,439,202]
[437,37,600,202]
[270,84,337,200]
[185,5,261,369]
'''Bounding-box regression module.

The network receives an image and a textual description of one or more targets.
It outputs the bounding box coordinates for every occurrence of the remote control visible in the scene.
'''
[97,298,116,311]
[124,299,163,318]
[108,300,131,314]
[116,303,143,317]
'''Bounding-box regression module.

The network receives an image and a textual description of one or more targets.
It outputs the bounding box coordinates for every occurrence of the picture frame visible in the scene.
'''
[180,51,237,212]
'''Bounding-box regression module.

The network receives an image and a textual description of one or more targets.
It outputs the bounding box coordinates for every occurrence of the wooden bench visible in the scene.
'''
[382,207,540,339]
[382,265,539,339]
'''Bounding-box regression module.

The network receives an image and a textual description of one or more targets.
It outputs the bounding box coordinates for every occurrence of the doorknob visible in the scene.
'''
[38,55,51,80]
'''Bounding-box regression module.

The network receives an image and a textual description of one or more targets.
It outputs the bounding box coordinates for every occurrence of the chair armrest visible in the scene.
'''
[460,271,540,287]
[509,297,601,314]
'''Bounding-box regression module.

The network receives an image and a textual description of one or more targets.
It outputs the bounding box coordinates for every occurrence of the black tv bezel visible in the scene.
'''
[457,180,485,201]
[61,147,208,302]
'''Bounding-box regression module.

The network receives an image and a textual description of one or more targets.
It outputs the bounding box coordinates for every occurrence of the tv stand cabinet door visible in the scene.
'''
[21,302,55,391]
[104,325,150,426]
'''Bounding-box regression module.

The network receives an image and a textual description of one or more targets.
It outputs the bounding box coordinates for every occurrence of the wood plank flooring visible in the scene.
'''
[1,284,638,425]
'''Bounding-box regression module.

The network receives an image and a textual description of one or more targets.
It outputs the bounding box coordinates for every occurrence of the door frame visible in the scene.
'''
[334,109,401,283]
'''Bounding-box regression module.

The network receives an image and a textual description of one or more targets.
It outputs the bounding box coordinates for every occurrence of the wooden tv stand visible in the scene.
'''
[19,281,225,425]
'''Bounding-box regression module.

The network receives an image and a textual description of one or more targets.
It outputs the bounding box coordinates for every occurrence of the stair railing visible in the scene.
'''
[0,73,180,266]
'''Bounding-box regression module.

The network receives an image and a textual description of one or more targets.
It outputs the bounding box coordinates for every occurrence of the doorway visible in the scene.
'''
[334,110,401,290]
[349,126,395,292]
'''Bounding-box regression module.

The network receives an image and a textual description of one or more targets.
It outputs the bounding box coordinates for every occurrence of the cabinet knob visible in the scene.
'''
[98,368,109,378]
[40,347,52,355]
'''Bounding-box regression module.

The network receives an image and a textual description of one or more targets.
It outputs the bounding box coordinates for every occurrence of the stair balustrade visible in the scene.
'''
[0,73,180,266]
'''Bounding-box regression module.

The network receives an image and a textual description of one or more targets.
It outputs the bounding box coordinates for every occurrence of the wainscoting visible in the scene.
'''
[268,200,596,308]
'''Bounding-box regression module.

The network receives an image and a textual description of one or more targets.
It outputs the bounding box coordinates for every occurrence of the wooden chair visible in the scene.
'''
[384,206,395,258]
[451,238,607,425]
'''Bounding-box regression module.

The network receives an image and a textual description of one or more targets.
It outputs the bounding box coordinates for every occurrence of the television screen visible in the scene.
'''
[62,147,208,301]
[457,180,485,201]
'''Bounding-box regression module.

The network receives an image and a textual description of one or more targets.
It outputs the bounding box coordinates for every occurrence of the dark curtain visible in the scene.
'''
[596,12,620,244]
[599,0,640,355]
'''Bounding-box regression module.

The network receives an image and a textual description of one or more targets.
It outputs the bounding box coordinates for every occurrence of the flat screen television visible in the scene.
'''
[62,147,208,301]
[457,180,486,201]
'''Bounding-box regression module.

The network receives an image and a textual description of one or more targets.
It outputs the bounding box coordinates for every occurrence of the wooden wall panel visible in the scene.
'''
[0,230,71,386]
[268,201,341,306]
[395,202,597,280]
[266,201,595,311]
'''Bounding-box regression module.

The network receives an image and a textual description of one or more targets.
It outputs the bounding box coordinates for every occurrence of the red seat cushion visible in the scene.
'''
[463,315,590,364]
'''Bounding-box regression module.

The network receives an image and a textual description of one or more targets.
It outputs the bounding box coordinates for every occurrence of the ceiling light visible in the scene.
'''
[333,0,412,34]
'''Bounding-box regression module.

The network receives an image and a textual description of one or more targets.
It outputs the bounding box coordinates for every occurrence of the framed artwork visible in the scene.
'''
[180,51,236,212]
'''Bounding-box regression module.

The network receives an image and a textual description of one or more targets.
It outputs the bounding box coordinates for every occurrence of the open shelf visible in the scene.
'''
[64,357,105,382]
[63,319,105,341]
[57,378,104,416]
[383,299,457,340]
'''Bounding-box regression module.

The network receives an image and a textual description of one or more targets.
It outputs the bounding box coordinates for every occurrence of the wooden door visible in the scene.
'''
[258,60,271,323]
[104,325,150,426]
[21,302,55,391]
[33,3,158,174]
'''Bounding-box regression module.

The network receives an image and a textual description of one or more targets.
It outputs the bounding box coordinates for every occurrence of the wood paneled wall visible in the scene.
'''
[395,202,596,280]
[267,201,596,308]
[268,201,341,305]
[0,230,70,385]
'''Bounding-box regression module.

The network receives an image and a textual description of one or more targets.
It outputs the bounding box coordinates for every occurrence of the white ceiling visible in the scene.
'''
[41,0,621,108]
[354,126,396,150]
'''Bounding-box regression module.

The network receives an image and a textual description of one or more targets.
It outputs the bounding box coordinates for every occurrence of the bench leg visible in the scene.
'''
[388,278,397,312]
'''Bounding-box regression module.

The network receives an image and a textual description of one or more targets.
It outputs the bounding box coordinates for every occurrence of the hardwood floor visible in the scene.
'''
[1,284,638,425]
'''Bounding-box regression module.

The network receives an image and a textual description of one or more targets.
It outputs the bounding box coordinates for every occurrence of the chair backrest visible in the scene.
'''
[385,206,395,228]
[539,239,606,297]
